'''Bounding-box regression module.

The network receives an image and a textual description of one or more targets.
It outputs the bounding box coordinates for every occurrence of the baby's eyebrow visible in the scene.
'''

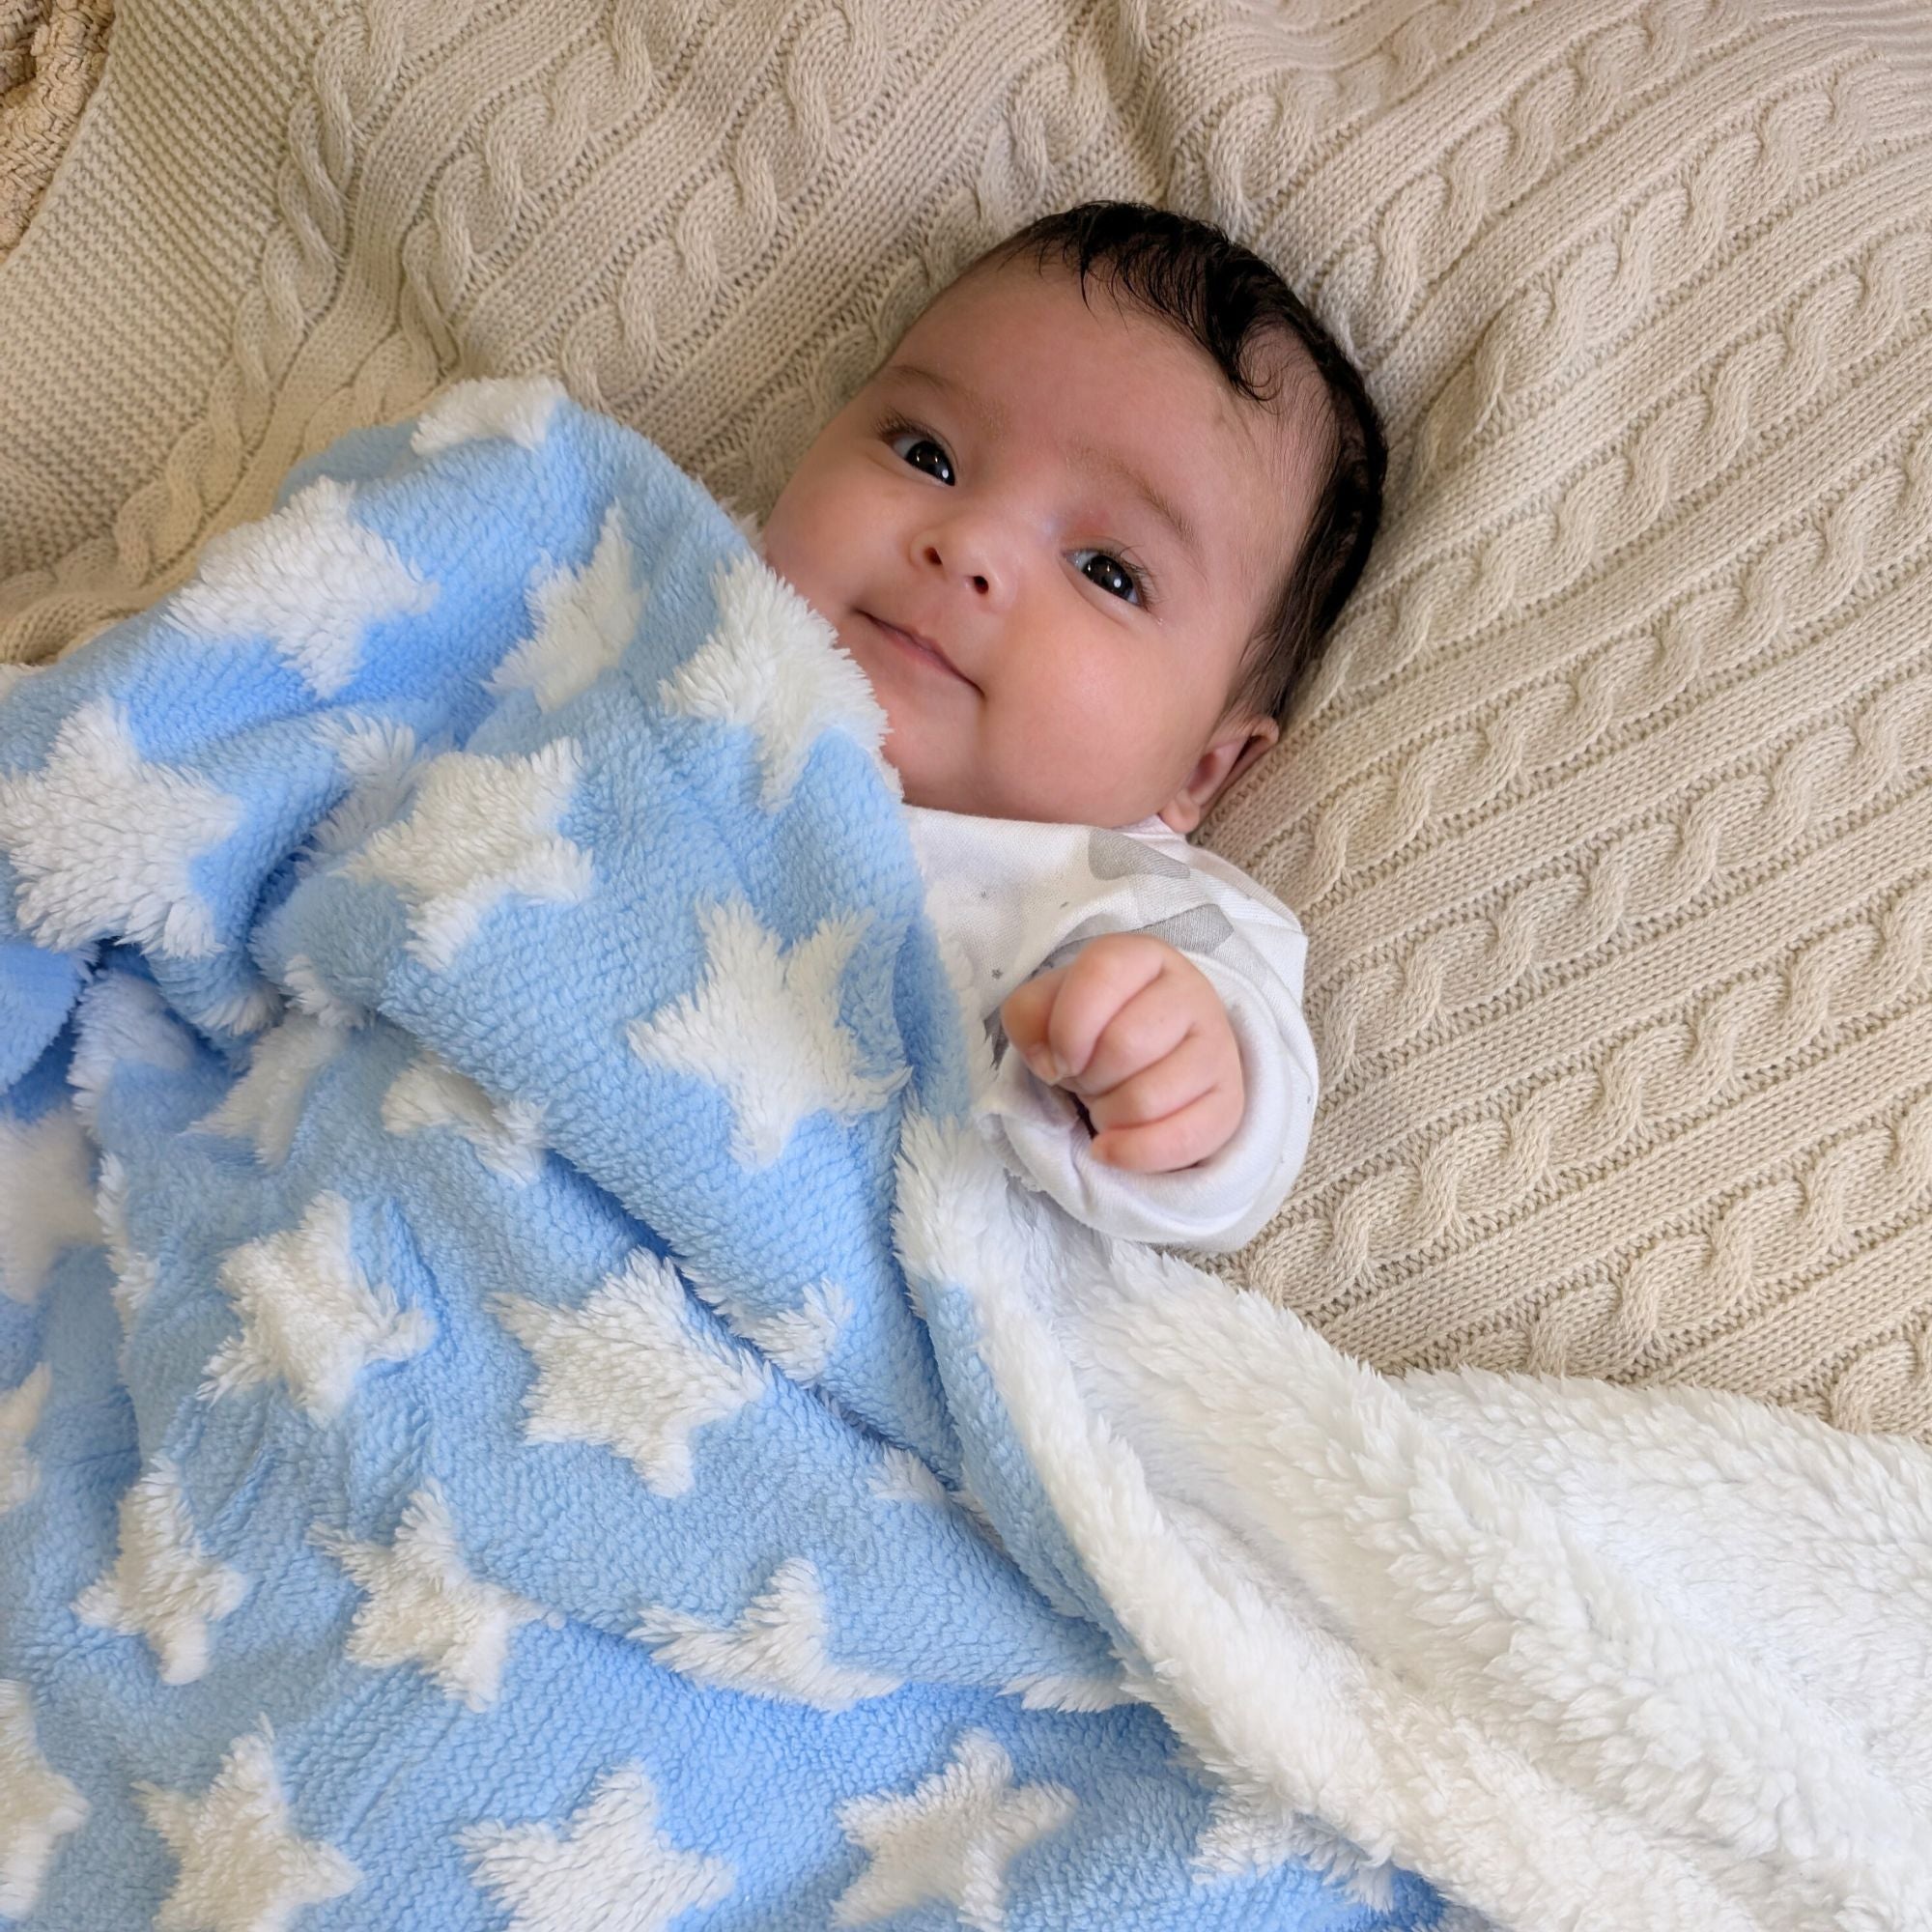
[887,361,1009,435]
[1069,440,1201,570]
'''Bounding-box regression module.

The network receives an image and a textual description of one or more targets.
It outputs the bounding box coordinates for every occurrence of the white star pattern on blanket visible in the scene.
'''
[312,1483,549,1712]
[308,714,425,862]
[135,1723,360,1931]
[71,1456,251,1685]
[0,1681,88,1919]
[677,1254,853,1384]
[96,1154,160,1337]
[201,1191,434,1422]
[459,1761,733,1930]
[191,978,285,1037]
[68,969,198,1123]
[867,1445,952,1507]
[411,375,567,456]
[658,552,891,810]
[197,1013,350,1165]
[347,741,593,971]
[727,1276,852,1384]
[0,697,241,956]
[0,1365,50,1518]
[382,1050,546,1184]
[996,1667,1127,1715]
[628,897,904,1168]
[491,502,644,712]
[631,1555,901,1711]
[833,1728,1076,1931]
[867,1448,1009,1557]
[280,952,367,1029]
[0,1105,99,1304]
[492,1249,767,1496]
[166,477,439,698]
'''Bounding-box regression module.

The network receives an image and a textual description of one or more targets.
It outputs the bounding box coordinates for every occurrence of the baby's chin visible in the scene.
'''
[882,755,974,816]
[870,714,977,816]
[884,748,995,818]
[873,702,1153,825]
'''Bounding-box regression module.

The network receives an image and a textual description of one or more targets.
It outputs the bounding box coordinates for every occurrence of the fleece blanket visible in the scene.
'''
[1,379,1929,1932]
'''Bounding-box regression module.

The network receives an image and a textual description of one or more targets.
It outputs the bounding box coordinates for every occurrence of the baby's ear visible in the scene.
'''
[1157,715,1280,834]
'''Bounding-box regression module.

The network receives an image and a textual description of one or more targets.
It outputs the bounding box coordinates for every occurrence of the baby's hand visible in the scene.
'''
[998,935,1243,1173]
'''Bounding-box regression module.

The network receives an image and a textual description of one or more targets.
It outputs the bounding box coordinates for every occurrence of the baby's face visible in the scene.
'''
[760,262,1324,829]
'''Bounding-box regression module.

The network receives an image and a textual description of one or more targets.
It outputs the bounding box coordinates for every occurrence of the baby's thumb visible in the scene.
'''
[999,968,1065,1083]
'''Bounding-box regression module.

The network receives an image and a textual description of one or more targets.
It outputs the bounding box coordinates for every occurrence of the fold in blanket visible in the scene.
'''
[0,380,1927,1932]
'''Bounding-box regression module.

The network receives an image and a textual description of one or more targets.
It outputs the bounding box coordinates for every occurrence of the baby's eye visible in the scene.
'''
[889,429,954,486]
[1072,549,1143,605]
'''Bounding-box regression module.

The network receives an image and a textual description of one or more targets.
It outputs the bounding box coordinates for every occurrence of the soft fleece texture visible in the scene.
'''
[3,382,1930,1932]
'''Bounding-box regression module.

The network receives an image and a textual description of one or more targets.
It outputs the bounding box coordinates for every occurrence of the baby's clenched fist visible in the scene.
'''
[998,934,1243,1173]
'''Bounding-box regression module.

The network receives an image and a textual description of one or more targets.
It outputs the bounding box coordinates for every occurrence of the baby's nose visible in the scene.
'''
[922,541,993,596]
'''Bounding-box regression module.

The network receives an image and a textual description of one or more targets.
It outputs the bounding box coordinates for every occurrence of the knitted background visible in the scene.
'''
[0,0,113,259]
[0,0,1927,1435]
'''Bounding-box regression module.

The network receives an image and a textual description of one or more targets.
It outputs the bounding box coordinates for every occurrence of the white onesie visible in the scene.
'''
[904,808,1318,1252]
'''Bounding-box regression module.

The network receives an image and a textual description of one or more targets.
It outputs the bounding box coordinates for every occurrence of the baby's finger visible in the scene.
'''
[1084,1029,1228,1134]
[998,966,1066,1073]
[1067,978,1196,1098]
[1043,939,1168,1084]
[1090,1083,1243,1174]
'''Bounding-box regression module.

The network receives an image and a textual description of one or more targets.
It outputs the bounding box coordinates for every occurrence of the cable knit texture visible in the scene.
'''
[0,0,112,258]
[1,0,1928,1437]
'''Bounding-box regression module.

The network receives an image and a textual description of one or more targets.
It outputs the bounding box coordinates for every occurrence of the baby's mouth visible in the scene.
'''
[859,611,976,689]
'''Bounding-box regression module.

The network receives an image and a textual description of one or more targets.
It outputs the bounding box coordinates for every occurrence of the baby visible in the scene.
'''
[760,203,1384,1249]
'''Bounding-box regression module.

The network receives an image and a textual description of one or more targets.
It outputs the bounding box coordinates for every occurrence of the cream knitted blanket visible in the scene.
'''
[0,0,1928,1435]
[0,0,112,259]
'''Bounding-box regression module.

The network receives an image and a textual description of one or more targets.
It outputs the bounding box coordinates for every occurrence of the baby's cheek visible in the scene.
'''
[759,461,847,591]
[755,504,810,596]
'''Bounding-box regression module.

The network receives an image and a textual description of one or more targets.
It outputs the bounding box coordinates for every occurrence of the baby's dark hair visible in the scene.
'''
[967,201,1386,725]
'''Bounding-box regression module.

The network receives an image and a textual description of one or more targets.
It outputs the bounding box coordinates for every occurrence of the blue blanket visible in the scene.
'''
[0,381,1443,1930]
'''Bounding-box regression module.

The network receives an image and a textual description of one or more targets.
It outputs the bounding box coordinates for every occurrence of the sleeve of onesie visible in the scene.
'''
[975,893,1319,1253]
